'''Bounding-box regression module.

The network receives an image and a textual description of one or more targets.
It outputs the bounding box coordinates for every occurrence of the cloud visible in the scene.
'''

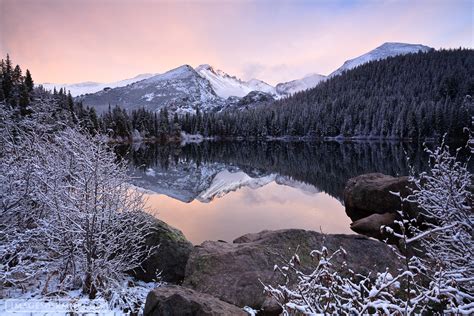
[1,0,471,85]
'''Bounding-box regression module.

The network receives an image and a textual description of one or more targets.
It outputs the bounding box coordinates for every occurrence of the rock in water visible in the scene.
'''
[344,173,412,221]
[143,285,246,316]
[183,229,402,314]
[350,212,398,239]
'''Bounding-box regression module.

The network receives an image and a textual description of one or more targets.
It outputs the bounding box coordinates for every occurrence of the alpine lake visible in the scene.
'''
[115,140,441,244]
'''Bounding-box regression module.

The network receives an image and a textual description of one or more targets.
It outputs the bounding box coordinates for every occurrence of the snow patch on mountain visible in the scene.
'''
[247,79,277,96]
[330,42,432,77]
[276,73,327,96]
[41,73,155,97]
[195,64,276,98]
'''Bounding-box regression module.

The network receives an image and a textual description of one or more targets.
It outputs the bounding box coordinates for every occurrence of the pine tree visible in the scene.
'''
[12,65,22,86]
[19,84,30,116]
[2,55,13,99]
[25,69,34,92]
[67,92,77,123]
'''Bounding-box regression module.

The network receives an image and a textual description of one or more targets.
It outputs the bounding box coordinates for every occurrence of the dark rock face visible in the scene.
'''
[350,212,398,239]
[183,229,402,313]
[143,285,246,316]
[344,173,411,221]
[237,91,274,107]
[131,217,193,284]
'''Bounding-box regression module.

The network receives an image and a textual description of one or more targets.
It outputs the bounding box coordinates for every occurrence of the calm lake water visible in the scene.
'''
[116,141,432,244]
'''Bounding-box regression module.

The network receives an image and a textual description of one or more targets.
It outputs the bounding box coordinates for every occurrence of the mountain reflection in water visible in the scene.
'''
[144,182,350,244]
[116,141,432,244]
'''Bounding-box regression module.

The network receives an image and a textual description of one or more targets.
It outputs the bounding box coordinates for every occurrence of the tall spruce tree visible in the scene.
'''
[24,69,34,92]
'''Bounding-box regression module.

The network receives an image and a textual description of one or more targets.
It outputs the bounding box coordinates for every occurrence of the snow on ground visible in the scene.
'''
[1,279,159,316]
[145,168,156,177]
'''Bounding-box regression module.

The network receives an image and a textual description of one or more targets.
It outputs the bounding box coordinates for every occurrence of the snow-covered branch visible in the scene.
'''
[263,137,472,314]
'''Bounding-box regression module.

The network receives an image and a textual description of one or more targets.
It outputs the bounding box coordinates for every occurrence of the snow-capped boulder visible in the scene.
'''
[183,229,403,314]
[144,285,246,316]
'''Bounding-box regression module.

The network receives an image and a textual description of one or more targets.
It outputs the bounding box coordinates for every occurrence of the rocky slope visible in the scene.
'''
[77,65,223,114]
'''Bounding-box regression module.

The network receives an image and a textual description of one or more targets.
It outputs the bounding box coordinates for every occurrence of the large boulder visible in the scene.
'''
[131,217,193,284]
[143,285,247,316]
[183,229,402,314]
[350,212,398,239]
[344,173,412,221]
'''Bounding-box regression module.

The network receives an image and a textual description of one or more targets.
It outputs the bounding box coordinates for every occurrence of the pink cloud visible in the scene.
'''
[1,0,471,85]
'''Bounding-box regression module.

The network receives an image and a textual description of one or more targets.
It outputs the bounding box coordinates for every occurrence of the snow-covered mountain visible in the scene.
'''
[195,64,276,98]
[41,73,155,97]
[276,73,327,96]
[78,65,223,114]
[78,64,278,114]
[63,42,433,113]
[329,42,432,77]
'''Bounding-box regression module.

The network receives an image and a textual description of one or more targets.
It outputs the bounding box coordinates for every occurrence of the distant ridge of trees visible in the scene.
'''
[3,49,473,142]
[184,48,472,140]
[95,49,473,141]
[0,55,100,134]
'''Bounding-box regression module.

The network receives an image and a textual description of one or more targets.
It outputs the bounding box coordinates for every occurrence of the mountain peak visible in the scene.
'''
[195,64,278,98]
[378,42,429,49]
[169,64,195,74]
[330,42,432,77]
[196,64,215,73]
[143,64,197,83]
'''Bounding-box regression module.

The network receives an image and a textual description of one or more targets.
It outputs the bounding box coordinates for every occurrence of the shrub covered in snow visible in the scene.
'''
[0,124,158,311]
[264,139,473,314]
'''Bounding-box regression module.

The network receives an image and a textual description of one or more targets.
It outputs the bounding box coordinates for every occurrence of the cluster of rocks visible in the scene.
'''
[137,172,411,315]
[343,173,418,240]
[138,227,403,314]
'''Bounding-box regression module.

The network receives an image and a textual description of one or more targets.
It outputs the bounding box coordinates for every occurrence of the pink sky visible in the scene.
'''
[1,0,472,85]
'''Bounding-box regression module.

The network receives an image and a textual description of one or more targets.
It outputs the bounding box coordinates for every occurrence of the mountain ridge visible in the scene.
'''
[329,42,433,77]
[42,42,434,113]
